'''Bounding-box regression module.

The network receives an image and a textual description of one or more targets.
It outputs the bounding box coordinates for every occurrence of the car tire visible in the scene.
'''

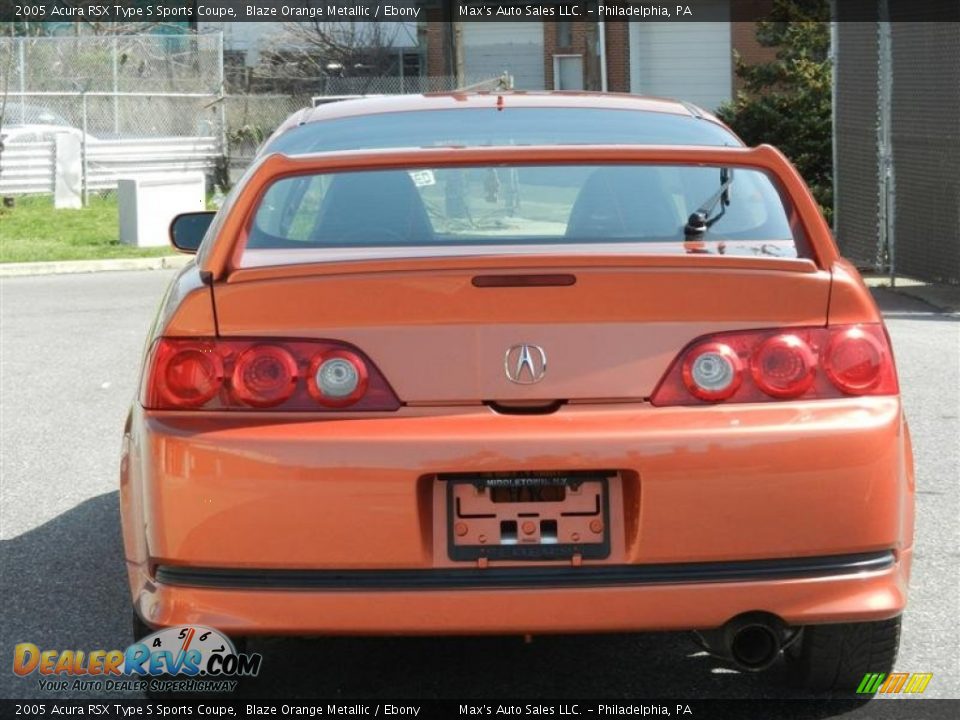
[785,615,902,692]
[131,609,152,642]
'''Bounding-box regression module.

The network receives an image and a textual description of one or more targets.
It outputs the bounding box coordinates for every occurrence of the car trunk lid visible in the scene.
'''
[212,255,830,405]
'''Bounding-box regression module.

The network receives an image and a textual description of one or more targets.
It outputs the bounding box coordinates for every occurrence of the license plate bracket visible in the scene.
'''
[445,472,611,561]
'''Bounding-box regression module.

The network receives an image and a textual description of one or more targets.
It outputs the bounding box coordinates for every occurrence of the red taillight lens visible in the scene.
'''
[823,327,885,394]
[142,338,400,412]
[151,342,223,408]
[751,334,816,398]
[681,342,742,401]
[231,345,298,407]
[652,324,898,406]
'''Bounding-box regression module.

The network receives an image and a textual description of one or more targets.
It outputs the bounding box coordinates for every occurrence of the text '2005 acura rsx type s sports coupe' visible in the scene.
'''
[121,93,914,691]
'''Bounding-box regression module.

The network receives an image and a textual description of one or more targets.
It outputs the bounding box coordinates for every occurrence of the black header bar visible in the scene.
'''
[0,699,959,719]
[1,1,958,24]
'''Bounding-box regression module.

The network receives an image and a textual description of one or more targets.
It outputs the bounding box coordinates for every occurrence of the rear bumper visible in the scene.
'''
[133,550,909,635]
[154,551,895,590]
[121,398,914,633]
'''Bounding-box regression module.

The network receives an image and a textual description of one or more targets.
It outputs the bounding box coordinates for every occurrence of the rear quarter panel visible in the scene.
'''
[120,263,215,576]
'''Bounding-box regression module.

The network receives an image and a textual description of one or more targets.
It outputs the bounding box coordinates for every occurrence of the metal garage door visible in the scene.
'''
[463,21,545,90]
[629,1,732,111]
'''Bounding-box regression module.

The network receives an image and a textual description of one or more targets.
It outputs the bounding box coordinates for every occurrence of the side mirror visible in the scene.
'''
[169,211,215,254]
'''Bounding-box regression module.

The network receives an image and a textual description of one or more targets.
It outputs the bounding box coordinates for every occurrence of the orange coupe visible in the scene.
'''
[121,93,914,691]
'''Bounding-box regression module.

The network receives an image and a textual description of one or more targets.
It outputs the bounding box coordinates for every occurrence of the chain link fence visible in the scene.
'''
[4,90,224,139]
[1,34,226,204]
[1,33,225,137]
[2,33,223,94]
[2,34,514,205]
[834,14,960,285]
[833,22,881,272]
[889,21,960,285]
[223,93,311,169]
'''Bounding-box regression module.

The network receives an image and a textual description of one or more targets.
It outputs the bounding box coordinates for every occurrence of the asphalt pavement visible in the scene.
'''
[1,270,958,706]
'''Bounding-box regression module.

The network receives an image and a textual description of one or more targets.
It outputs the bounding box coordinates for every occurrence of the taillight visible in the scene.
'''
[751,334,816,399]
[151,341,223,409]
[652,324,898,406]
[682,342,743,401]
[142,338,400,412]
[308,350,368,408]
[231,345,298,408]
[823,327,886,394]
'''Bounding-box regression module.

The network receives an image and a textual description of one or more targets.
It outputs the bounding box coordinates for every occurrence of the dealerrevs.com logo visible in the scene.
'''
[13,625,261,693]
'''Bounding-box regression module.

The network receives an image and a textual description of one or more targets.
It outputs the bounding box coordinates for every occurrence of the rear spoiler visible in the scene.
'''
[198,144,837,281]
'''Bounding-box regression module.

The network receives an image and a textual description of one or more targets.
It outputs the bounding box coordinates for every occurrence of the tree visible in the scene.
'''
[259,22,404,94]
[717,1,833,222]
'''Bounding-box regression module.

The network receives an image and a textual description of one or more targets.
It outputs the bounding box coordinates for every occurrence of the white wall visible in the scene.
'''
[629,3,733,111]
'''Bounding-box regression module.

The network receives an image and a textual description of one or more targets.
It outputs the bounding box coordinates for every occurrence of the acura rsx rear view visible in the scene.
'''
[121,94,913,693]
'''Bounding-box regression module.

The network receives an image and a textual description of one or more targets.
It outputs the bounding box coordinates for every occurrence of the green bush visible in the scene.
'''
[717,0,833,223]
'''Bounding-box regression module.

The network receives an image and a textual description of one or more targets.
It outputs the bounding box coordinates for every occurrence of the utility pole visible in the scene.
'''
[583,20,600,90]
[453,21,465,88]
[877,0,896,286]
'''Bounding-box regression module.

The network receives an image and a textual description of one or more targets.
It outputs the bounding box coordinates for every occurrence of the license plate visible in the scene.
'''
[446,473,610,561]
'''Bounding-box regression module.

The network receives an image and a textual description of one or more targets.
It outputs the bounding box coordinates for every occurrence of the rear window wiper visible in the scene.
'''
[684,168,734,238]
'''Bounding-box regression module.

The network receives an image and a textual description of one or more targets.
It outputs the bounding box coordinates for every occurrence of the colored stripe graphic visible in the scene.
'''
[857,673,886,694]
[903,673,933,693]
[857,672,932,694]
[880,672,909,693]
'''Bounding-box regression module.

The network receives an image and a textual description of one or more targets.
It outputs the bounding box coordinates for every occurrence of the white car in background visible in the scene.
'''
[0,123,99,149]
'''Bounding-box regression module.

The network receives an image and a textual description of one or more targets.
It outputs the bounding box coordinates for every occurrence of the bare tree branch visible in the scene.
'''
[257,22,403,94]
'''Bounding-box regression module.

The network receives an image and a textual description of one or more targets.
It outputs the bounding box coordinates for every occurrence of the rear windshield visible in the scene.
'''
[240,164,801,268]
[265,108,741,154]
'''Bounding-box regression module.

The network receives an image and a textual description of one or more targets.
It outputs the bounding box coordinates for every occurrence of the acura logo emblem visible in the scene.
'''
[504,344,547,384]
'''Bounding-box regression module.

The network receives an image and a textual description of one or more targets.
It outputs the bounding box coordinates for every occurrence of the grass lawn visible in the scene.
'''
[0,195,176,263]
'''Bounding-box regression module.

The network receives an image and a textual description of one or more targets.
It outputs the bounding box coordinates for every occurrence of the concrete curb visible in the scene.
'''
[864,276,960,314]
[890,285,960,314]
[0,254,190,277]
